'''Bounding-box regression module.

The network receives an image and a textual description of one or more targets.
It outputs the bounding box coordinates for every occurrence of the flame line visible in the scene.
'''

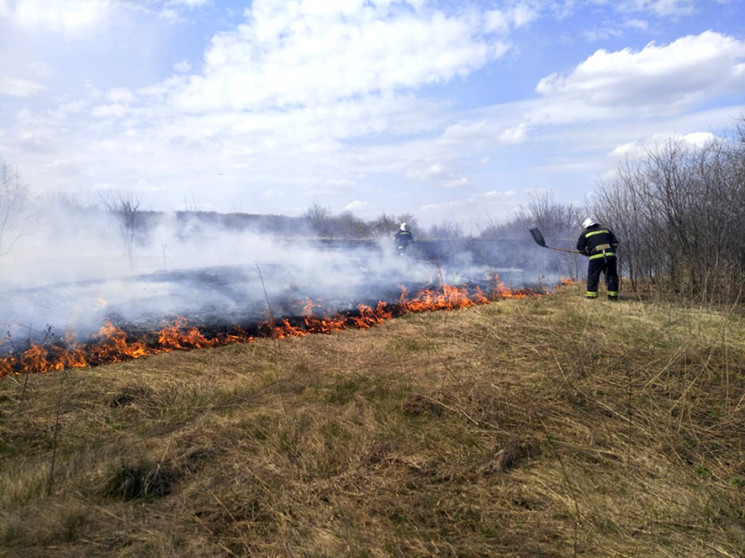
[0,281,544,378]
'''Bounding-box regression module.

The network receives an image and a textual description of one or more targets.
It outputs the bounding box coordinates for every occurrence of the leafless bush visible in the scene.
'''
[370,213,399,237]
[101,191,143,270]
[303,203,333,237]
[477,213,533,240]
[521,192,583,277]
[523,191,582,246]
[334,210,373,239]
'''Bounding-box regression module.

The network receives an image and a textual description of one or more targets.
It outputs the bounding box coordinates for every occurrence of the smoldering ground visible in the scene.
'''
[0,201,568,351]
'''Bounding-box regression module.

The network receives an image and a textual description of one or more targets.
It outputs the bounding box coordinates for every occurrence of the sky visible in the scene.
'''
[1,0,744,231]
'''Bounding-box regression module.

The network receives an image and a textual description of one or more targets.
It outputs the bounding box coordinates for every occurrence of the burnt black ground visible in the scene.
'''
[1,241,554,355]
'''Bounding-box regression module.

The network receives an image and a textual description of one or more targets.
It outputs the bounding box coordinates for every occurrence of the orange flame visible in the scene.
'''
[0,279,544,378]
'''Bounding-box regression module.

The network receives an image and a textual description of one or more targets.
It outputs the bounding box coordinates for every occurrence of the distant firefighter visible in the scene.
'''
[576,218,619,300]
[394,222,414,254]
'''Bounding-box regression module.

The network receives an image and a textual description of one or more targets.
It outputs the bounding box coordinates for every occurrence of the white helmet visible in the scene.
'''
[582,218,597,229]
[400,222,407,231]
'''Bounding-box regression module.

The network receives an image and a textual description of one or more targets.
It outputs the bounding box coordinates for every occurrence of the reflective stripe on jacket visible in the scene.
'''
[576,226,619,258]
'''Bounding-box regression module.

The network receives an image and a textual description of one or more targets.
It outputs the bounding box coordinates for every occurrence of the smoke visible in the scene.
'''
[0,199,564,348]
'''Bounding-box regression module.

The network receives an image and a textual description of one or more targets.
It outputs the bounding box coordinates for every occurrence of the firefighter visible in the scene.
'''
[394,222,414,254]
[576,218,619,300]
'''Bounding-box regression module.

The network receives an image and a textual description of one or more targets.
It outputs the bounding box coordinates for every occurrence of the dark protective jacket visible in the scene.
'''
[394,229,414,248]
[576,224,618,260]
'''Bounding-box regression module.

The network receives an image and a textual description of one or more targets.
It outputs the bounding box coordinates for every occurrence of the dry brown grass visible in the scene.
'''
[1,284,744,557]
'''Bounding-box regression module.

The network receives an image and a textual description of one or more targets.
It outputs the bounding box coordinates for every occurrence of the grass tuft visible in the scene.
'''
[102,460,181,501]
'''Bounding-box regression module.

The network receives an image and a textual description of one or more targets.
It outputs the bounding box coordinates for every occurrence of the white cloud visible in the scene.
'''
[407,162,470,188]
[0,73,43,96]
[343,200,369,212]
[421,188,526,226]
[484,4,537,34]
[581,15,648,42]
[535,31,745,115]
[681,131,715,146]
[439,120,529,148]
[10,0,113,38]
[609,130,717,160]
[583,25,623,42]
[172,0,511,112]
[169,0,211,7]
[624,18,650,31]
[106,88,136,104]
[174,60,192,73]
[618,0,696,17]
[610,141,642,158]
[159,7,179,22]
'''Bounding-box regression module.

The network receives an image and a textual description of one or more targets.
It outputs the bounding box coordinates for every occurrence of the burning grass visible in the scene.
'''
[0,279,536,378]
[1,284,744,556]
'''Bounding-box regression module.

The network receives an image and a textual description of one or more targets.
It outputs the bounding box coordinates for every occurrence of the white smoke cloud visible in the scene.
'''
[0,197,561,348]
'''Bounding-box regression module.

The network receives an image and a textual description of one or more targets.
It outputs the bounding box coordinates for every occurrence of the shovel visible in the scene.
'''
[529,228,581,254]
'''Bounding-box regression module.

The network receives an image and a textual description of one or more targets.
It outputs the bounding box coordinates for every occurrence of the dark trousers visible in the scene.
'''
[587,256,618,298]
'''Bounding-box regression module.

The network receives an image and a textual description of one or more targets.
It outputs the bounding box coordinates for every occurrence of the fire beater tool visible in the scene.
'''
[529,228,581,254]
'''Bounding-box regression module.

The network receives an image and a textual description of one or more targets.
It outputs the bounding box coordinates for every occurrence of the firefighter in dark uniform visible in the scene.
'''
[576,218,619,300]
[394,222,414,254]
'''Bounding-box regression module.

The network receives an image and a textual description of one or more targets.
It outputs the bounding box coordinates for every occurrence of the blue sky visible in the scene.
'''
[1,0,744,231]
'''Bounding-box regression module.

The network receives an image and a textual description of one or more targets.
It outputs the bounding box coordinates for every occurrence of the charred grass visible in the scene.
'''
[1,285,744,557]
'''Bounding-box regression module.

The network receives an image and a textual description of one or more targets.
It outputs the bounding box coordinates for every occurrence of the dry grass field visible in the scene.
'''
[1,284,744,557]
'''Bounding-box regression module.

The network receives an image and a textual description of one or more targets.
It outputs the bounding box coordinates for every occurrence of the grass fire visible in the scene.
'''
[1,279,538,378]
[1,204,743,557]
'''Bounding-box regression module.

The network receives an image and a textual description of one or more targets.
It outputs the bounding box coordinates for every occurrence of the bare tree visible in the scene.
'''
[521,191,583,277]
[0,159,28,257]
[101,191,143,270]
[183,192,201,212]
[523,191,582,243]
[304,203,332,238]
[370,214,399,237]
